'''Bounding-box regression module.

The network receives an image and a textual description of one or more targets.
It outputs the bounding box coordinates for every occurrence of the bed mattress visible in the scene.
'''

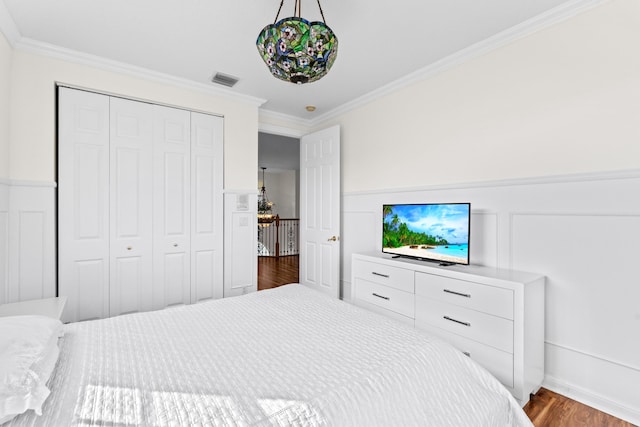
[6,284,532,426]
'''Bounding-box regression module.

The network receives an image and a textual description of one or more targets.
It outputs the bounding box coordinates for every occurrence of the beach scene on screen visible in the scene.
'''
[383,204,469,264]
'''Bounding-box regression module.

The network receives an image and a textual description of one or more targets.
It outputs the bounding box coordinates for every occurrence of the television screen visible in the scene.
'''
[382,203,470,265]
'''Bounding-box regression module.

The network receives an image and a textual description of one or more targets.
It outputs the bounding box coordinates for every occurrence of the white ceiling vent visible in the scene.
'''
[211,72,239,88]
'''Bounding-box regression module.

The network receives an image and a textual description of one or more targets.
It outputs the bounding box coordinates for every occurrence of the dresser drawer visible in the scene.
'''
[353,259,414,293]
[416,322,514,388]
[354,278,415,318]
[415,296,513,353]
[415,272,513,320]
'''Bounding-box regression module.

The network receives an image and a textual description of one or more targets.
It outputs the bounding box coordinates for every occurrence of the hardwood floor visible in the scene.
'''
[524,388,635,427]
[257,257,634,426]
[257,255,299,290]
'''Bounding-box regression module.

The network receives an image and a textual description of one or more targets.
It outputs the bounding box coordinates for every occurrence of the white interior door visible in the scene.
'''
[109,97,154,317]
[299,125,341,298]
[152,105,191,309]
[58,87,110,322]
[190,112,224,303]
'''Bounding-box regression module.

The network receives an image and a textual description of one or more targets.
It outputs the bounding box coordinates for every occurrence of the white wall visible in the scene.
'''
[0,43,262,305]
[0,181,7,304]
[0,31,11,179]
[322,0,640,424]
[315,0,640,193]
[0,32,11,303]
[8,49,259,190]
[342,171,640,424]
[261,170,299,219]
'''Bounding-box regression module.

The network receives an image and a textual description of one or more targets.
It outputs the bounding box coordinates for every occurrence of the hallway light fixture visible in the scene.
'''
[258,167,276,227]
[256,0,338,85]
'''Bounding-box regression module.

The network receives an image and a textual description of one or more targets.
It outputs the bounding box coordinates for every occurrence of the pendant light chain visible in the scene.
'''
[317,0,327,23]
[275,0,326,22]
[273,0,284,24]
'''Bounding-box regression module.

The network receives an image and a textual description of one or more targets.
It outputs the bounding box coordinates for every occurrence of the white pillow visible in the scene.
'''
[0,315,64,424]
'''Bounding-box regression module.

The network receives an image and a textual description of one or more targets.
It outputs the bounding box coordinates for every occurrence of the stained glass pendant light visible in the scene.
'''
[256,0,338,85]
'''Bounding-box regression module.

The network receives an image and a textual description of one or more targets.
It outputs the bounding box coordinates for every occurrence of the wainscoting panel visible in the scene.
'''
[0,182,8,304]
[510,212,640,423]
[341,211,377,299]
[511,213,640,368]
[341,170,640,425]
[471,211,499,268]
[544,342,640,424]
[224,192,257,298]
[7,182,56,303]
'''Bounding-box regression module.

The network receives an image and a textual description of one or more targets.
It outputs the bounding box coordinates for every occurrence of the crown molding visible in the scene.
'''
[258,110,311,137]
[309,0,612,127]
[0,1,20,47]
[12,37,267,108]
[3,0,610,129]
[258,123,306,138]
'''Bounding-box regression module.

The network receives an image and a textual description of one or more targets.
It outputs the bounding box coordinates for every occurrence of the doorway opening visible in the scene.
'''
[257,132,300,290]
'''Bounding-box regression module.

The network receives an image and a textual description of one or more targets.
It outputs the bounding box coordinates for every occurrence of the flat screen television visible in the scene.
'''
[382,202,470,265]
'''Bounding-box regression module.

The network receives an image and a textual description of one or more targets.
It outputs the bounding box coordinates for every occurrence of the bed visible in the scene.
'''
[2,284,532,426]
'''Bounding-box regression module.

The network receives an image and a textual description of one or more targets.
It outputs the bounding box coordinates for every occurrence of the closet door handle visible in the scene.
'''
[443,289,471,298]
[444,316,471,327]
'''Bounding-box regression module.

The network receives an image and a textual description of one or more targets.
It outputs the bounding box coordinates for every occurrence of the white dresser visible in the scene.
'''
[351,252,545,406]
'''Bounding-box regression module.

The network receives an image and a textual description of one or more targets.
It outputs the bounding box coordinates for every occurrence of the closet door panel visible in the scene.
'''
[194,250,215,301]
[60,90,225,320]
[58,88,110,323]
[153,105,191,309]
[75,259,107,321]
[191,113,223,302]
[113,257,143,315]
[109,97,153,317]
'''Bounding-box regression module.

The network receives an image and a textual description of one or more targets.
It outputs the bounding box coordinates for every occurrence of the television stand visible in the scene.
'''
[350,251,545,407]
[438,261,455,266]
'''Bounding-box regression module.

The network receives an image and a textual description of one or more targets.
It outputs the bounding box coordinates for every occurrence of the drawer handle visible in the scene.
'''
[444,315,471,327]
[371,272,390,278]
[372,293,390,301]
[463,351,471,357]
[443,289,471,298]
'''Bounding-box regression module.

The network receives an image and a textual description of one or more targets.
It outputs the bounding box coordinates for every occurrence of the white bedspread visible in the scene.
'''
[6,284,532,426]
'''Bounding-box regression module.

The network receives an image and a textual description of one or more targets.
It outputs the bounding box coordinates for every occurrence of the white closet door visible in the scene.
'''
[152,105,191,309]
[109,97,154,316]
[58,88,110,323]
[190,112,224,303]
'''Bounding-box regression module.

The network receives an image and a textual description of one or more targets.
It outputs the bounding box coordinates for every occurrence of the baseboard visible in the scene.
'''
[543,375,640,425]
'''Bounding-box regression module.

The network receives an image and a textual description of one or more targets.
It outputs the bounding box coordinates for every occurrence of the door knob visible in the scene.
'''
[127,246,132,250]
[327,236,339,242]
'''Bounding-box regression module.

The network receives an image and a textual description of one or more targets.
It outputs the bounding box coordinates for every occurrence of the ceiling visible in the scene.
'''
[3,0,573,120]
